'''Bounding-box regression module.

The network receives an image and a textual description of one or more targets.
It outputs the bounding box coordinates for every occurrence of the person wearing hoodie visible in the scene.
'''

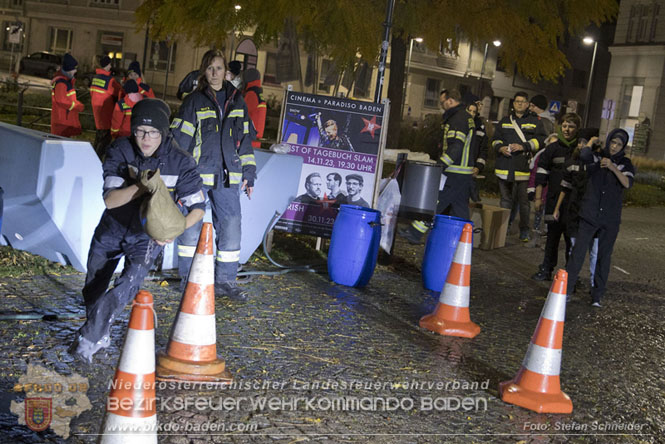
[90,55,121,158]
[70,99,205,363]
[531,113,581,281]
[565,128,635,307]
[110,79,144,139]
[242,68,267,148]
[170,49,257,301]
[51,53,84,137]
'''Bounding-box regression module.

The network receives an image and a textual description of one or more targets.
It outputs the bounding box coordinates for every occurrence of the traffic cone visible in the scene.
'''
[499,269,573,414]
[419,223,480,338]
[156,222,232,384]
[101,290,157,443]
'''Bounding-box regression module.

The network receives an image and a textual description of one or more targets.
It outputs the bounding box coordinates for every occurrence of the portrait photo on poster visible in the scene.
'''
[293,165,373,209]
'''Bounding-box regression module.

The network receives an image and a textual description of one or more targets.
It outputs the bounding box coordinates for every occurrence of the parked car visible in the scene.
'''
[19,52,62,78]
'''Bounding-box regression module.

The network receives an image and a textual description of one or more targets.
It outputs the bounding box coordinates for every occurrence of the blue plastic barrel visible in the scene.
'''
[422,215,473,292]
[328,205,382,287]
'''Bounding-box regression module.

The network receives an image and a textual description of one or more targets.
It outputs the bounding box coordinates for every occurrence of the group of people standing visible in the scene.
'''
[70,50,263,363]
[400,88,635,309]
[51,53,155,159]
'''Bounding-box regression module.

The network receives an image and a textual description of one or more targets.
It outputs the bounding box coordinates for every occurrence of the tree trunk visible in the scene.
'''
[386,33,406,149]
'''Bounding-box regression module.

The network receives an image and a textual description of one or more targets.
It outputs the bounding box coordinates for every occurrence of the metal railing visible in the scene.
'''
[0,78,95,133]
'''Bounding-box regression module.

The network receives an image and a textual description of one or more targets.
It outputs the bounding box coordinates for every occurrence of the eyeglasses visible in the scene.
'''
[134,129,161,139]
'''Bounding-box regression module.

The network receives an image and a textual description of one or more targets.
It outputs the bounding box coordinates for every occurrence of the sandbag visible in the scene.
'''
[140,169,186,242]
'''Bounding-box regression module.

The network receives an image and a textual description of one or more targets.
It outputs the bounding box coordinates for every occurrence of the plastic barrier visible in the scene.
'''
[0,122,104,272]
[328,205,382,287]
[422,215,473,292]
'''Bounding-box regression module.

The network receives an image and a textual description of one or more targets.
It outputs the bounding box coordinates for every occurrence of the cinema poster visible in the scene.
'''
[274,91,386,237]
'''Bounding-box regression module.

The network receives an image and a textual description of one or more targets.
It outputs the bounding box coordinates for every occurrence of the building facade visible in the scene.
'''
[602,0,665,159]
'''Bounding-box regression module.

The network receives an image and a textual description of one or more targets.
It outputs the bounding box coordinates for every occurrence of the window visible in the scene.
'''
[90,0,119,5]
[264,52,278,84]
[424,78,441,108]
[3,21,24,51]
[148,41,177,72]
[627,3,661,43]
[48,27,73,54]
[319,59,337,93]
[353,61,371,98]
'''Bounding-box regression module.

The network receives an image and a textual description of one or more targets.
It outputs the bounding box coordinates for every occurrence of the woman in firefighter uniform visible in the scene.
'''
[171,49,257,301]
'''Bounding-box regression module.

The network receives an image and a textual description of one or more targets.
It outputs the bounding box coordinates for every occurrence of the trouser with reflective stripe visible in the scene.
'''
[177,184,241,284]
[80,216,162,343]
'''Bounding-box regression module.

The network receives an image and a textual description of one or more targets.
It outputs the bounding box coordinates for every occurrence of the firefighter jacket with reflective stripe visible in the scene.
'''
[170,82,257,187]
[101,135,205,231]
[90,68,121,130]
[437,104,475,175]
[535,139,576,219]
[243,80,266,148]
[51,72,84,137]
[492,111,547,181]
[111,95,142,139]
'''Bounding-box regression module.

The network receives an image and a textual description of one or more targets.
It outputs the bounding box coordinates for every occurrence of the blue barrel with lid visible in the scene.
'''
[422,215,473,292]
[328,205,382,287]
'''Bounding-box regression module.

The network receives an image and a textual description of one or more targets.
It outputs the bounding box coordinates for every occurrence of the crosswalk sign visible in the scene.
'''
[548,100,561,114]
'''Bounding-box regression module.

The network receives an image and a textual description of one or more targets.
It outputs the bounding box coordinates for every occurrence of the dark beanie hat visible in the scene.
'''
[530,94,548,111]
[127,60,142,77]
[123,79,139,94]
[62,53,78,72]
[228,60,242,76]
[131,98,171,136]
[100,55,112,68]
[243,68,260,83]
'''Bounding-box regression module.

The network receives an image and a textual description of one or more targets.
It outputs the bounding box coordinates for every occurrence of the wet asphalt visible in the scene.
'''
[0,204,663,444]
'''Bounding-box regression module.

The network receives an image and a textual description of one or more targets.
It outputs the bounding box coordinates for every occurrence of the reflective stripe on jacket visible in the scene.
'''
[170,82,257,186]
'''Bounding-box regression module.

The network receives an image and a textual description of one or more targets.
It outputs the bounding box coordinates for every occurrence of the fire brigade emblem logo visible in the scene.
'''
[25,398,52,432]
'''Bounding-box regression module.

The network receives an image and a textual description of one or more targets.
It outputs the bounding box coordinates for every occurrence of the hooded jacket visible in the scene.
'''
[90,68,121,130]
[51,71,85,137]
[242,69,266,149]
[170,81,257,187]
[577,128,635,226]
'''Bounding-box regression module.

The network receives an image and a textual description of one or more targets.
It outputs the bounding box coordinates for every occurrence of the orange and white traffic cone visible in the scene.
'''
[156,222,232,384]
[419,223,480,338]
[499,269,573,413]
[101,290,157,443]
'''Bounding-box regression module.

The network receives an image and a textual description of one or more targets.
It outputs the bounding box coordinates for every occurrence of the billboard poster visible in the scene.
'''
[275,91,385,237]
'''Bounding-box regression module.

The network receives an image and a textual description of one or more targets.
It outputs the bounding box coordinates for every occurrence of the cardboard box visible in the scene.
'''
[471,203,510,250]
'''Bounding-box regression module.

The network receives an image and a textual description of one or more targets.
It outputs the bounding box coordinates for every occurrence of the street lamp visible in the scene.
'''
[402,37,423,116]
[478,40,501,95]
[583,36,598,127]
